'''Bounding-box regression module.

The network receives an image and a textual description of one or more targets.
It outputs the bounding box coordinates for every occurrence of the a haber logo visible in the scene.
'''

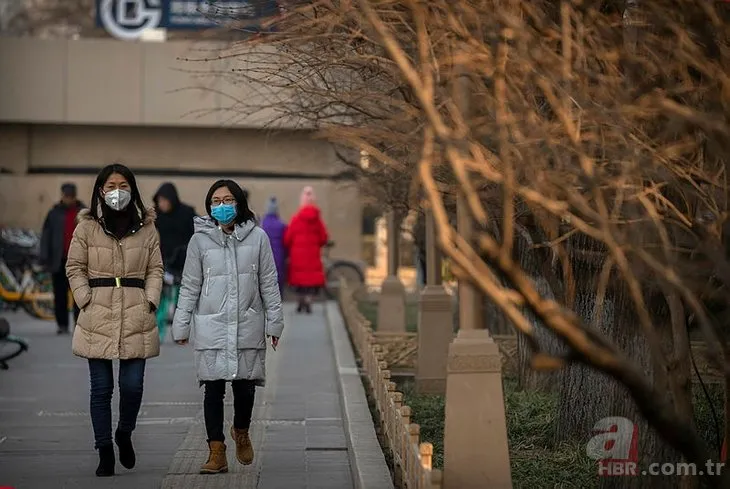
[586,416,639,476]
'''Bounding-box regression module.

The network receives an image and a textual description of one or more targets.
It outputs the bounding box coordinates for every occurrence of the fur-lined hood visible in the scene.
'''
[77,207,157,225]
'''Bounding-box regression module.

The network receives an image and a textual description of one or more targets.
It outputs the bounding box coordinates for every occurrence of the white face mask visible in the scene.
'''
[104,189,132,211]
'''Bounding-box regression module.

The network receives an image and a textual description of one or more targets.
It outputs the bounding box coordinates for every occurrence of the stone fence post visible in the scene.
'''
[378,210,406,332]
[416,208,452,394]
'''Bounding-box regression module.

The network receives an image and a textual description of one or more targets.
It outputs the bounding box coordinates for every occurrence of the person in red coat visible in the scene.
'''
[284,186,329,313]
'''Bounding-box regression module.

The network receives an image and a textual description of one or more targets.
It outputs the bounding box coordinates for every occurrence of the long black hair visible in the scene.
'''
[89,163,146,221]
[205,179,255,225]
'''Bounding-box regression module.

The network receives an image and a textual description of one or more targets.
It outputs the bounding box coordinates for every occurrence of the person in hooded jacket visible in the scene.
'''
[260,196,287,296]
[152,182,196,275]
[284,186,329,313]
[152,183,196,340]
[65,163,163,477]
[172,179,283,474]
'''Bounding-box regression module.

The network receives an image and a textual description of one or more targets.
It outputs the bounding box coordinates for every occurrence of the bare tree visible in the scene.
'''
[0,0,26,32]
[226,0,730,486]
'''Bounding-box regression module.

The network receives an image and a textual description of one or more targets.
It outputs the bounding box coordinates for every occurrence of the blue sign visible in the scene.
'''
[165,0,279,29]
[96,0,280,40]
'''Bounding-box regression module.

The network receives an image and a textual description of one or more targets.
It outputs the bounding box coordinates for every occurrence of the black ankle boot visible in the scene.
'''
[96,444,115,477]
[115,429,136,469]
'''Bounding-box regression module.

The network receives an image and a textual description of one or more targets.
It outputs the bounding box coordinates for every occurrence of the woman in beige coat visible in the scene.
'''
[66,163,163,478]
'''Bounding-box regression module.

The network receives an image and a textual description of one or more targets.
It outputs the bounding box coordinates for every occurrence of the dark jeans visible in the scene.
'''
[88,359,146,449]
[52,258,79,329]
[203,379,256,442]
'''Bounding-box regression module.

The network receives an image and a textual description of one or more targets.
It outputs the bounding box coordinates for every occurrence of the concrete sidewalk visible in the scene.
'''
[0,301,392,489]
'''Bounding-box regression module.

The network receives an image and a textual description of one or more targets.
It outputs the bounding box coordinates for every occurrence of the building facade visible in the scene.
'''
[0,37,362,262]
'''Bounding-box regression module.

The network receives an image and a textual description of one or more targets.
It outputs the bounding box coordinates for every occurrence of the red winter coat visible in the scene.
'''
[284,205,329,287]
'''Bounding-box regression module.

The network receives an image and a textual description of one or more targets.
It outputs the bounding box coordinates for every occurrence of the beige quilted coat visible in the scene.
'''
[66,208,163,360]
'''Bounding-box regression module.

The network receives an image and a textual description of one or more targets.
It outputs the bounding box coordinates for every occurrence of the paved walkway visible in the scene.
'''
[0,302,391,489]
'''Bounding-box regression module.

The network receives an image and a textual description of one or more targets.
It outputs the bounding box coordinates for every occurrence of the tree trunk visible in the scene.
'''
[488,221,562,391]
[515,234,562,392]
[556,274,682,488]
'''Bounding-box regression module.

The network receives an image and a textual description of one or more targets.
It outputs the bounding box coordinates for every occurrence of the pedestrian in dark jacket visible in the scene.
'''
[260,197,288,296]
[40,183,85,335]
[152,183,196,342]
[152,183,196,276]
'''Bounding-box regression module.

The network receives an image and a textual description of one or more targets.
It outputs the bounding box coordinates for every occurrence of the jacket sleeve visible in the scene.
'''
[145,229,164,308]
[317,217,329,247]
[39,211,52,267]
[259,232,284,338]
[282,224,289,259]
[65,222,92,309]
[283,216,295,249]
[172,236,203,341]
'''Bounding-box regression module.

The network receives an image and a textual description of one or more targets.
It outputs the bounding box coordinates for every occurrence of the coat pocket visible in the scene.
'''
[236,272,259,312]
[236,308,266,349]
[192,313,227,350]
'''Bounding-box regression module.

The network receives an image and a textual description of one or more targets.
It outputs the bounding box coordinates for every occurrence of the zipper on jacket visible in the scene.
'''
[118,240,124,356]
[205,268,211,296]
[96,216,144,357]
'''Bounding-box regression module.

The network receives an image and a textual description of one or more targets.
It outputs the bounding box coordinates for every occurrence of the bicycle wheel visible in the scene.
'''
[325,261,365,299]
[0,336,28,369]
[22,286,54,321]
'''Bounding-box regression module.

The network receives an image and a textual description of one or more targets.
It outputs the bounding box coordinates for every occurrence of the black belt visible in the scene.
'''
[88,277,146,289]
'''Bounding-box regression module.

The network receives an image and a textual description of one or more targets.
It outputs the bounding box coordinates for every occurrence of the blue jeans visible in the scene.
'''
[88,359,146,449]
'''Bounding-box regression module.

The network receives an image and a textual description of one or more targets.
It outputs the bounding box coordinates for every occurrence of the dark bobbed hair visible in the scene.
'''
[205,179,255,225]
[89,163,146,220]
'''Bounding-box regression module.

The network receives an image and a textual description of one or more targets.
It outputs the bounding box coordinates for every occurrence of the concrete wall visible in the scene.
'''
[0,124,338,175]
[0,38,299,128]
[0,174,362,260]
[0,174,361,262]
[0,124,362,261]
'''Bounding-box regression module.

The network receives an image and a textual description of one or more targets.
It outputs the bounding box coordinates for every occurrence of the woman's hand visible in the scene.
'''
[175,339,188,346]
[267,335,279,351]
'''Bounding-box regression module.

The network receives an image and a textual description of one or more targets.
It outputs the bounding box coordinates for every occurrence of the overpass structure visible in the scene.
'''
[0,37,361,261]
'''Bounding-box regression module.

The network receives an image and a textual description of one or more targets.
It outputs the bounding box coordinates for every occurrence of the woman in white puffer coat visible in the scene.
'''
[172,179,284,475]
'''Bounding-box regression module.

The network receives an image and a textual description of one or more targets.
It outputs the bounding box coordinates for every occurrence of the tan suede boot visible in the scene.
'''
[230,427,254,465]
[200,441,228,474]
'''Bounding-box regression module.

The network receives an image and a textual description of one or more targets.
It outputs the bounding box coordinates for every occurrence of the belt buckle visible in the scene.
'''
[114,277,121,288]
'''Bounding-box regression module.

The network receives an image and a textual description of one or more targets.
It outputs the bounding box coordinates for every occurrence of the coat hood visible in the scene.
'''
[265,196,279,216]
[153,182,181,208]
[300,186,316,207]
[193,215,257,245]
[297,204,321,221]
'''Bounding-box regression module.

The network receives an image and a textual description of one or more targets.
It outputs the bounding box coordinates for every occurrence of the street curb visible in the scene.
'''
[325,301,395,489]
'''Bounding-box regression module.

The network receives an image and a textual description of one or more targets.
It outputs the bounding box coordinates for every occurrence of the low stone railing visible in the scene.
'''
[339,282,442,489]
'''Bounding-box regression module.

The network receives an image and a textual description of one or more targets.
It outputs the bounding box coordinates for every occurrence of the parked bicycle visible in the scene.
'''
[323,240,365,299]
[0,228,55,320]
[0,317,29,370]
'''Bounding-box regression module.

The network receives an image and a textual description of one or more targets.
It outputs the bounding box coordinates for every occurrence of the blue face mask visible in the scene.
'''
[211,203,237,225]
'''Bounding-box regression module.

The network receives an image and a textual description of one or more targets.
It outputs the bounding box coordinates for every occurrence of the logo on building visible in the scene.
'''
[98,0,164,40]
[586,416,639,476]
